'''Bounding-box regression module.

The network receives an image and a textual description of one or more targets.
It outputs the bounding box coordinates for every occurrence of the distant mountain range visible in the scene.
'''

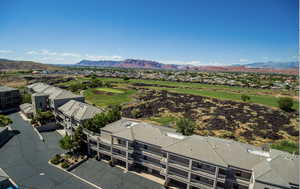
[77,59,180,69]
[0,58,61,70]
[77,59,299,70]
[234,61,299,69]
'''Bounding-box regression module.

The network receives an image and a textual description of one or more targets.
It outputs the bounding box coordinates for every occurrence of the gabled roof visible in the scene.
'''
[113,122,182,147]
[0,86,18,92]
[19,103,33,114]
[254,154,299,187]
[58,100,104,121]
[28,83,83,100]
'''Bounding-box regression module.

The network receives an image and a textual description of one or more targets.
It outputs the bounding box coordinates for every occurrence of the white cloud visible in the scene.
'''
[84,54,123,61]
[239,58,250,63]
[0,50,13,54]
[262,56,269,60]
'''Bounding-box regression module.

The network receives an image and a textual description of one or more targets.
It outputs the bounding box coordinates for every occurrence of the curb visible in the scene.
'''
[48,161,103,189]
[33,127,44,141]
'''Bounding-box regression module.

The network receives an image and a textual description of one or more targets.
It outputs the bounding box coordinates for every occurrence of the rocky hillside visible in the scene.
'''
[0,58,61,71]
[77,59,180,69]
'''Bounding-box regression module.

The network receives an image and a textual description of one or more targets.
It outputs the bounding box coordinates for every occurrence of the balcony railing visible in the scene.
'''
[168,171,188,183]
[135,158,162,171]
[192,166,216,177]
[190,178,214,189]
[168,159,189,170]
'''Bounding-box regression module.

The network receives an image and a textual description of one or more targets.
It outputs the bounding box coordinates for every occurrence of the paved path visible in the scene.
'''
[72,159,162,189]
[0,112,95,189]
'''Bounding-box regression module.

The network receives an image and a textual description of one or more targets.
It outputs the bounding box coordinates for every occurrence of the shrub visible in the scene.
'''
[176,118,196,136]
[241,95,250,102]
[61,161,70,169]
[0,115,13,127]
[271,140,299,154]
[50,154,61,165]
[278,97,293,111]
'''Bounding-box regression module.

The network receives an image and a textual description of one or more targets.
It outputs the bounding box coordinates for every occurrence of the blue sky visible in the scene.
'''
[0,0,298,65]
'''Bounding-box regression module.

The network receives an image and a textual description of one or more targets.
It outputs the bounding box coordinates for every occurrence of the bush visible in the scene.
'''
[271,140,299,154]
[61,161,70,169]
[176,118,196,136]
[241,95,250,102]
[50,154,61,165]
[0,115,13,127]
[278,97,293,111]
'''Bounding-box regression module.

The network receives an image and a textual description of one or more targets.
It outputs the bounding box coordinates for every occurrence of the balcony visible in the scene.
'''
[140,149,163,160]
[168,159,189,170]
[190,179,214,189]
[135,158,162,171]
[167,171,188,183]
[191,166,216,178]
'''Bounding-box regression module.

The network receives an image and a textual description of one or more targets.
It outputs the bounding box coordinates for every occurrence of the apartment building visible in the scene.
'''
[27,83,84,113]
[84,118,299,189]
[0,86,21,113]
[57,100,104,135]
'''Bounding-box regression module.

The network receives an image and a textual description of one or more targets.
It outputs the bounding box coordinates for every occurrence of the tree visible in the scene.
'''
[59,135,74,153]
[176,118,196,136]
[73,126,86,154]
[0,115,12,127]
[21,92,32,104]
[278,97,294,111]
[241,95,250,102]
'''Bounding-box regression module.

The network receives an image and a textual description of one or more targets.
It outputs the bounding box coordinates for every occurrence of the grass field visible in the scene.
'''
[96,77,299,110]
[84,88,137,107]
[96,87,124,94]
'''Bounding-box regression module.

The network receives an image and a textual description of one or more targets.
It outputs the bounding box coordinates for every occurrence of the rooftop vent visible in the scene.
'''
[125,122,138,128]
[247,149,270,158]
[166,132,185,140]
[261,143,271,152]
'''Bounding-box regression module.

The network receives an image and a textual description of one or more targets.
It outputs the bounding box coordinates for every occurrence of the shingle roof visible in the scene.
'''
[28,83,83,100]
[113,122,182,147]
[254,154,299,187]
[0,86,18,92]
[58,100,104,121]
[19,103,33,114]
[101,118,299,187]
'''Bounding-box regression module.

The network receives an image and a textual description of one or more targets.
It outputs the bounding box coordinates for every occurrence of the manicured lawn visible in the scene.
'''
[84,88,137,107]
[149,116,178,126]
[96,87,124,94]
[142,86,299,110]
[62,77,299,110]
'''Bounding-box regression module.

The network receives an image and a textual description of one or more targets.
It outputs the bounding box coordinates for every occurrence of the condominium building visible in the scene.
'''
[83,118,299,189]
[57,100,104,135]
[27,83,84,113]
[0,86,21,113]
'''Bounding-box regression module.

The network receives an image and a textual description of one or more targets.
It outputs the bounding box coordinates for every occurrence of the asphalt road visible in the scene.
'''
[0,112,95,189]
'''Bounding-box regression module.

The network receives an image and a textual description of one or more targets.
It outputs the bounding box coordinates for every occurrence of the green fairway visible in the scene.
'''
[96,87,124,94]
[96,77,299,110]
[145,86,299,110]
[149,116,178,126]
[84,88,137,107]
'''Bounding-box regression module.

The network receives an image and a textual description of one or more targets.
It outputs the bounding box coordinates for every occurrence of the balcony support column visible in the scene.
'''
[164,152,170,187]
[97,138,100,160]
[87,138,91,157]
[125,140,129,171]
[213,167,219,189]
[186,159,192,189]
[110,136,114,162]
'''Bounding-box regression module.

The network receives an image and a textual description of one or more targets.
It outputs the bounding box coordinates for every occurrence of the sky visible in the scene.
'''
[0,0,298,65]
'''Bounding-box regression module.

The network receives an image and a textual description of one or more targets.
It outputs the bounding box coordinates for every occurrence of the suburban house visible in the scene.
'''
[0,86,21,113]
[83,118,299,189]
[27,82,84,114]
[57,100,104,135]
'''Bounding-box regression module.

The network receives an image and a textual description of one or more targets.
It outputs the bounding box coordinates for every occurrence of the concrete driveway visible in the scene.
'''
[71,159,163,189]
[0,112,95,189]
